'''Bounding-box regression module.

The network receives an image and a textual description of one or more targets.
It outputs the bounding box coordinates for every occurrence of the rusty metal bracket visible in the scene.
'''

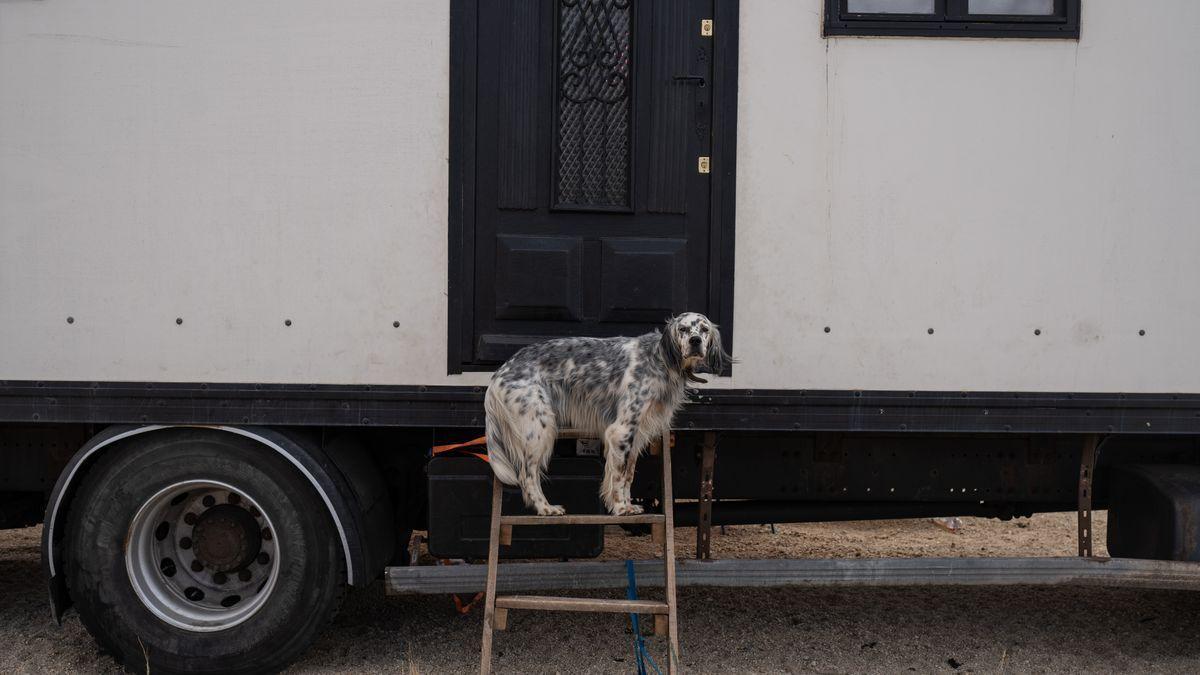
[1078,434,1098,557]
[696,432,718,561]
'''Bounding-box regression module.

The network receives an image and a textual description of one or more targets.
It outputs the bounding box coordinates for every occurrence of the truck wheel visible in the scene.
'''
[63,429,345,674]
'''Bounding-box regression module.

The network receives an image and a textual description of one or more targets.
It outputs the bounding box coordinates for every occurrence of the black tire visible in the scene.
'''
[64,428,345,674]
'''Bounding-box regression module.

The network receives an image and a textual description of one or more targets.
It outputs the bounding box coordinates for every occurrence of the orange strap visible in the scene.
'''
[453,591,485,615]
[431,435,489,463]
[436,559,485,614]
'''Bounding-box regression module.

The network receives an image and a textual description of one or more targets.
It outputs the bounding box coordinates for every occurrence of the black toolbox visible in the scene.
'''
[1107,464,1200,561]
[426,456,605,559]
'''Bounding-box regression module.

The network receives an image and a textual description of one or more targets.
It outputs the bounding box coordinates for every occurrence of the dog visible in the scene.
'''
[484,312,732,516]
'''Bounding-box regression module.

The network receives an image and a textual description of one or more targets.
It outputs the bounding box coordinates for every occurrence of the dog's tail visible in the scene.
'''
[484,384,521,487]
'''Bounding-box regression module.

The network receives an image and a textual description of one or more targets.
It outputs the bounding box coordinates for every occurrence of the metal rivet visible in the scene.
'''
[66,316,74,324]
[284,319,292,327]
[1138,329,1146,336]
[927,328,935,335]
[176,317,183,325]
[393,321,400,328]
[823,326,831,333]
[1034,329,1041,336]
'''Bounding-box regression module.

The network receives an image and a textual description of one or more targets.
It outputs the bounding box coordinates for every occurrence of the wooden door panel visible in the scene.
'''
[494,235,583,322]
[599,238,687,323]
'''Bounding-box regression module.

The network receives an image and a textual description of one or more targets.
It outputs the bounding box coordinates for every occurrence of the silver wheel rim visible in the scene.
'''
[125,479,281,632]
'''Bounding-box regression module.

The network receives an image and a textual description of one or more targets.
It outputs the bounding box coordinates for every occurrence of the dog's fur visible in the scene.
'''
[485,312,732,515]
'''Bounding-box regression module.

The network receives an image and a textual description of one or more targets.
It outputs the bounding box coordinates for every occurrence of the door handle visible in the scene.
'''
[672,75,706,87]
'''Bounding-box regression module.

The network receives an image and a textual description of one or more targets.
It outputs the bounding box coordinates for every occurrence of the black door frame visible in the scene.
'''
[446,0,740,373]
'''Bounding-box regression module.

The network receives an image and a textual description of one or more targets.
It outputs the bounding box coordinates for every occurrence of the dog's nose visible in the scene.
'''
[689,336,702,348]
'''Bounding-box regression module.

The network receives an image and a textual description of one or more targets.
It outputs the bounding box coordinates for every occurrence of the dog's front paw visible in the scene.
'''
[537,504,567,516]
[611,503,644,516]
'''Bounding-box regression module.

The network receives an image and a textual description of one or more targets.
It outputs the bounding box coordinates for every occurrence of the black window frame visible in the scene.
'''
[824,0,1080,39]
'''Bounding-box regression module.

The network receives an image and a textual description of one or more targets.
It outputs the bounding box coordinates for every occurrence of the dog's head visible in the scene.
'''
[659,312,733,383]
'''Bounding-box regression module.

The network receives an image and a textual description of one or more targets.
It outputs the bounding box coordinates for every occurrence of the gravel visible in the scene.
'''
[5,512,1200,674]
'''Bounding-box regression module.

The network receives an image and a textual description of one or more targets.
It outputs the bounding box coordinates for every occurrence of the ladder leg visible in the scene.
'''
[660,430,680,674]
[480,476,504,675]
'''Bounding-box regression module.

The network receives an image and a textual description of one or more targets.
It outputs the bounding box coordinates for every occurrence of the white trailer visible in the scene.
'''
[2,1,1199,672]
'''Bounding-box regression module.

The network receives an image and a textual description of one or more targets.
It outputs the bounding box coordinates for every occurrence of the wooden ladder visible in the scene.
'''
[479,431,679,674]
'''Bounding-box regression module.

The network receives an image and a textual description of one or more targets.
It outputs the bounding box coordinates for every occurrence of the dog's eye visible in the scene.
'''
[700,326,709,334]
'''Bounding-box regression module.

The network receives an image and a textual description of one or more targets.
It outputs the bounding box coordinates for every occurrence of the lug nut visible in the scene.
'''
[191,560,204,572]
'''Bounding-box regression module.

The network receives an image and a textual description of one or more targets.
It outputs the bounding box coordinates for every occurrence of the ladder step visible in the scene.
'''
[495,595,669,614]
[500,513,665,526]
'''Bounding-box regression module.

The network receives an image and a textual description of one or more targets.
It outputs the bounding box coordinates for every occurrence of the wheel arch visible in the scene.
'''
[43,424,368,622]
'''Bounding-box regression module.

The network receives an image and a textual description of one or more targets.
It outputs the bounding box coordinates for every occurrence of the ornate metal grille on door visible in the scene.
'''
[556,0,633,210]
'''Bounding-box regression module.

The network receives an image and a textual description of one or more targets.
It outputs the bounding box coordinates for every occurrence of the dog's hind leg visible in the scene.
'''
[513,389,565,516]
[617,447,644,515]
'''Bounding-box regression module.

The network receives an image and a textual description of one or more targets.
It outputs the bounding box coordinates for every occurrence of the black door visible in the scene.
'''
[449,0,737,370]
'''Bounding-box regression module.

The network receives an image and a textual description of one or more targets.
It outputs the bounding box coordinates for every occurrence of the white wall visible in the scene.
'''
[2,1,1197,392]
[734,0,1200,392]
[0,1,458,384]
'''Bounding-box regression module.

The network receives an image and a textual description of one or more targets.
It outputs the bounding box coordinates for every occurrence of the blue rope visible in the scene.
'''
[625,560,662,675]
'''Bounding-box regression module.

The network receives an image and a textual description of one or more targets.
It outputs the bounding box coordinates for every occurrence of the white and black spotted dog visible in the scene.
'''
[484,312,732,516]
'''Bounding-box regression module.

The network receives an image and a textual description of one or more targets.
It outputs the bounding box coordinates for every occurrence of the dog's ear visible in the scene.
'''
[659,318,683,373]
[704,324,734,376]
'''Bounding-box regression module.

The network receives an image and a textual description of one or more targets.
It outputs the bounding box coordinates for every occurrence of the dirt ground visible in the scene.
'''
[5,512,1200,674]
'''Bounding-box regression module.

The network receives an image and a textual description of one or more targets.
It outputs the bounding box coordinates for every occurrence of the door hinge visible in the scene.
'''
[701,19,713,37]
[697,156,711,174]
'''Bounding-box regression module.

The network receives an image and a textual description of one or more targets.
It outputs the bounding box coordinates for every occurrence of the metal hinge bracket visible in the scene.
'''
[1078,434,1098,557]
[697,156,711,174]
[701,19,713,37]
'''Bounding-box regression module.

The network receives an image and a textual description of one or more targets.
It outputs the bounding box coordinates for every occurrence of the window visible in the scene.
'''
[824,0,1080,38]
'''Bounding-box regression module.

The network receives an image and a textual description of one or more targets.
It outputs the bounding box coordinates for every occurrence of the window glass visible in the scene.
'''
[847,0,936,14]
[967,0,1055,15]
[556,0,632,209]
